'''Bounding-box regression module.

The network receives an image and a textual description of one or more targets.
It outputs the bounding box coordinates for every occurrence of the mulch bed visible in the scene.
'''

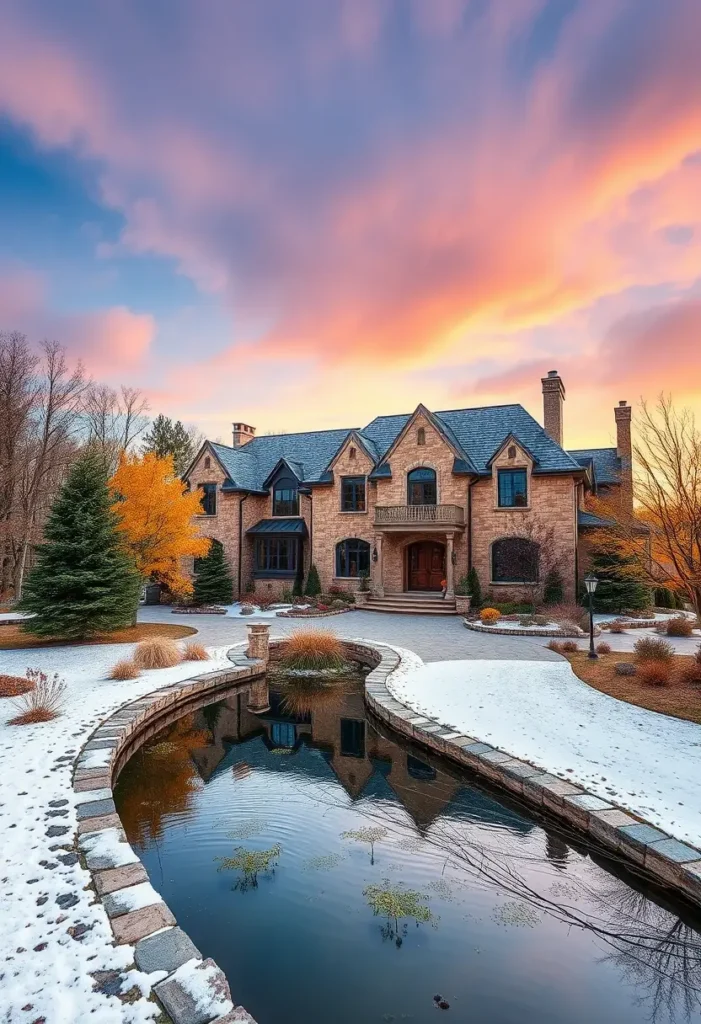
[566,651,701,725]
[0,622,197,651]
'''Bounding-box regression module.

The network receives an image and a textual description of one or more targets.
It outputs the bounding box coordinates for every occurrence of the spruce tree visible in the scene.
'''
[141,414,199,476]
[292,561,304,598]
[192,540,234,605]
[19,450,141,639]
[586,544,650,613]
[543,567,564,605]
[466,566,482,608]
[305,563,321,597]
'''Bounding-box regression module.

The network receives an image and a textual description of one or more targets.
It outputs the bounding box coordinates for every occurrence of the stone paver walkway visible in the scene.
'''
[139,606,562,662]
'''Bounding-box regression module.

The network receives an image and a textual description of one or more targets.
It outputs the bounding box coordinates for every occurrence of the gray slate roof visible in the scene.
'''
[204,404,584,492]
[568,447,622,486]
[578,509,616,529]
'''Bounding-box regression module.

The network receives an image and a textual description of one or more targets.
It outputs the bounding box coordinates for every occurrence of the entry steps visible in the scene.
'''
[363,592,457,615]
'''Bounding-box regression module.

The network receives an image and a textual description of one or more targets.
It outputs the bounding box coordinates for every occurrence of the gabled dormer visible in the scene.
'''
[263,458,302,517]
[369,404,476,479]
[486,434,537,509]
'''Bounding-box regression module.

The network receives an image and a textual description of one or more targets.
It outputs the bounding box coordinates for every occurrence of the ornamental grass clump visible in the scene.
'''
[108,658,141,681]
[0,673,34,697]
[634,635,675,664]
[133,635,182,670]
[9,670,66,725]
[638,660,672,687]
[280,630,347,671]
[560,640,579,653]
[666,615,694,638]
[596,642,612,655]
[183,642,209,661]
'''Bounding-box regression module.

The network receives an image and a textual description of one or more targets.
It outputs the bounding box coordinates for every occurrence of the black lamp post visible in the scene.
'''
[584,573,599,659]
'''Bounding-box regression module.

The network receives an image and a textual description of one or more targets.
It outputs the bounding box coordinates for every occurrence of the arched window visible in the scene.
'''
[407,467,437,506]
[417,427,425,446]
[491,538,539,583]
[336,538,370,578]
[272,474,299,516]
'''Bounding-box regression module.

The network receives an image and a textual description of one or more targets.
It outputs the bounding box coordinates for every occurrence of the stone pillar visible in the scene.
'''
[246,623,270,664]
[445,533,454,598]
[247,678,270,714]
[374,534,384,598]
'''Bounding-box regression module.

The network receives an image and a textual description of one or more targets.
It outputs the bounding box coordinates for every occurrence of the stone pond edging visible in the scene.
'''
[73,644,265,1024]
[363,643,701,911]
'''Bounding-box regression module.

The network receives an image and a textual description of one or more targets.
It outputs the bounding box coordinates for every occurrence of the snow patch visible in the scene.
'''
[168,958,234,1018]
[109,881,162,913]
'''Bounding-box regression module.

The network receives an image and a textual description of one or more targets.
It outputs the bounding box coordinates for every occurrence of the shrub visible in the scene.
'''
[305,564,322,597]
[466,567,482,607]
[292,561,305,598]
[9,671,66,724]
[546,640,563,652]
[280,630,347,671]
[480,607,500,625]
[240,604,255,615]
[108,658,141,680]
[533,615,549,626]
[615,662,637,676]
[193,539,234,605]
[133,635,182,669]
[255,594,275,610]
[609,620,627,634]
[519,615,536,627]
[654,586,673,609]
[330,599,347,610]
[679,660,701,687]
[281,588,295,604]
[666,615,693,638]
[0,673,34,697]
[560,640,579,653]
[358,571,370,593]
[638,660,672,687]
[183,642,209,661]
[634,635,675,664]
[548,604,586,629]
[696,644,701,666]
[596,641,612,655]
[543,567,564,605]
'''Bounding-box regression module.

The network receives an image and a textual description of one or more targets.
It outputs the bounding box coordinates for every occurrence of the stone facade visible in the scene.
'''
[185,388,628,605]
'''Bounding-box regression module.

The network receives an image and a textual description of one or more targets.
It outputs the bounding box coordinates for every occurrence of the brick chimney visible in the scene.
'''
[614,400,633,514]
[541,370,565,447]
[232,422,256,448]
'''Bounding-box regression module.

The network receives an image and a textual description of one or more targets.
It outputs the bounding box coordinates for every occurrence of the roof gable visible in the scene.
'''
[485,433,539,468]
[369,403,475,471]
[568,447,621,487]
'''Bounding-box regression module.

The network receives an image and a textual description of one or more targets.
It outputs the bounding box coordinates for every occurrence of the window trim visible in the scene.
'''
[198,482,217,517]
[496,467,529,509]
[407,466,437,506]
[335,538,371,578]
[491,536,540,584]
[340,475,367,513]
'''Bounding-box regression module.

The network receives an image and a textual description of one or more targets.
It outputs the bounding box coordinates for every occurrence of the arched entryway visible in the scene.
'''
[406,540,445,592]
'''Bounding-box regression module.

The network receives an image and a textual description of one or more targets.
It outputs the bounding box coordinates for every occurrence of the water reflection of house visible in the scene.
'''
[188,687,535,838]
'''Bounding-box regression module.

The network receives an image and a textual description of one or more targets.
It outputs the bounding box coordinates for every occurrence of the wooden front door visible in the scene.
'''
[407,541,445,591]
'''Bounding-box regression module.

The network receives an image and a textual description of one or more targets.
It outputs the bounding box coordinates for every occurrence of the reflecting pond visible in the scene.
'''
[114,671,701,1024]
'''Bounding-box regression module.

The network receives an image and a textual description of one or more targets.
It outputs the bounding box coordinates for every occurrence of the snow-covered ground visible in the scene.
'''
[224,601,310,618]
[0,640,232,1024]
[477,620,561,632]
[388,658,701,847]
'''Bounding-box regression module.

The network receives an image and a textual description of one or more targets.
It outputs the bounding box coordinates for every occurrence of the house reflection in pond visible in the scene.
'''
[187,681,536,840]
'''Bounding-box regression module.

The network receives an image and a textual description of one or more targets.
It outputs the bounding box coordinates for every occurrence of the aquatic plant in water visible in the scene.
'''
[216,844,282,891]
[341,826,388,865]
[364,881,435,947]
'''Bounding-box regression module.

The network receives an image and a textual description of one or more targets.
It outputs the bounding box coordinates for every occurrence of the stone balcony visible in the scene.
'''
[374,504,465,530]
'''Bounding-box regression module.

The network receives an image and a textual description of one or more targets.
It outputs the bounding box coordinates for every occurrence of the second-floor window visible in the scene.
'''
[200,482,217,516]
[341,476,366,512]
[407,467,437,505]
[497,468,528,507]
[273,485,299,516]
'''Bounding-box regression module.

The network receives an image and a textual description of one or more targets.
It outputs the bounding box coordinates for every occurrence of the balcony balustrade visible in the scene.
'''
[374,504,465,528]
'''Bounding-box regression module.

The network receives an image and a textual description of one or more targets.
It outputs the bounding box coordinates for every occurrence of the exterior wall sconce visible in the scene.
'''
[372,546,378,562]
[451,551,457,566]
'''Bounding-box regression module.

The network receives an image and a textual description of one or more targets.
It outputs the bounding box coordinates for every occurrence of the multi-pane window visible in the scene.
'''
[497,468,528,507]
[200,482,217,516]
[340,718,366,758]
[255,536,298,574]
[335,538,370,577]
[341,476,366,512]
[273,486,299,516]
[407,467,437,505]
[492,538,539,583]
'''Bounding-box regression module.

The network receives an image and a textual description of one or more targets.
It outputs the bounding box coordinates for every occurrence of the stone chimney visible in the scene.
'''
[614,400,633,514]
[541,370,565,447]
[232,422,256,448]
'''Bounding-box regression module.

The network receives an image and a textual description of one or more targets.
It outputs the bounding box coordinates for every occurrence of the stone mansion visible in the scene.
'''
[184,371,632,608]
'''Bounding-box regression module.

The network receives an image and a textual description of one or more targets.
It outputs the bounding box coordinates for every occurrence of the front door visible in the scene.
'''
[407,541,445,591]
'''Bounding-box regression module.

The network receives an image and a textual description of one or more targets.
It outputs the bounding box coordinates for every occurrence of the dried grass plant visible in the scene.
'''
[9,670,66,725]
[133,635,182,670]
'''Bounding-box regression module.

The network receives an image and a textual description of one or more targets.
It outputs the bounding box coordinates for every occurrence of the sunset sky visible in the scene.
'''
[1,0,700,449]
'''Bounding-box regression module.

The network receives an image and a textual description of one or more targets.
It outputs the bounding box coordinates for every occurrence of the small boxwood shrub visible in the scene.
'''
[480,607,501,625]
[666,615,694,638]
[615,662,637,676]
[634,636,675,664]
[638,660,672,687]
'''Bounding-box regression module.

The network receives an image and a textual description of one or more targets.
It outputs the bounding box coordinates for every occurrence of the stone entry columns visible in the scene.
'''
[373,533,384,598]
[445,533,455,598]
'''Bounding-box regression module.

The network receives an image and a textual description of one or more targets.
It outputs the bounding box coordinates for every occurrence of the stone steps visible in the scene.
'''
[363,594,457,615]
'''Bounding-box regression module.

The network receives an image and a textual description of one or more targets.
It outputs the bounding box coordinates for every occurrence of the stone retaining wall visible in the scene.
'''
[363,644,701,910]
[464,619,587,638]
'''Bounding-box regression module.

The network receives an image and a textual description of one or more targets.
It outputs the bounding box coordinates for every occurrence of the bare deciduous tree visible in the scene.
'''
[83,383,150,472]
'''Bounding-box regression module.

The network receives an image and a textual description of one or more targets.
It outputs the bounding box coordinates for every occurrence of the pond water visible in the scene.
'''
[114,671,701,1024]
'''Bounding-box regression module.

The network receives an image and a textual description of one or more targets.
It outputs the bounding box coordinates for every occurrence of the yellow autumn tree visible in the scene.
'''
[111,452,210,595]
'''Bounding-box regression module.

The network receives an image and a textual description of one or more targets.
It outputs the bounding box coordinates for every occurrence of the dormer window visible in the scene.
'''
[497,468,528,507]
[273,483,299,516]
[417,427,425,446]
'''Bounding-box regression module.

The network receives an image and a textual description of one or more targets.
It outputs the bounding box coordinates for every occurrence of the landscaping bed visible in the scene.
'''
[565,650,701,725]
[0,621,197,650]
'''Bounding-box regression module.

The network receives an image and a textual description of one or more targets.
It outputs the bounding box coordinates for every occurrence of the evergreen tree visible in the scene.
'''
[192,540,234,605]
[543,567,564,605]
[141,414,200,476]
[292,561,304,598]
[19,450,141,639]
[586,544,650,613]
[305,563,321,597]
[466,566,482,607]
